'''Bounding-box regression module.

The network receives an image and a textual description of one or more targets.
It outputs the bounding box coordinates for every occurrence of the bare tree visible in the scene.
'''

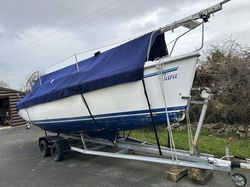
[0,80,9,88]
[193,39,250,124]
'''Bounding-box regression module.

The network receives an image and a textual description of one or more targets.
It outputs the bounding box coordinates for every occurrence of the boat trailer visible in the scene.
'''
[38,131,250,187]
[37,87,250,187]
[34,1,249,186]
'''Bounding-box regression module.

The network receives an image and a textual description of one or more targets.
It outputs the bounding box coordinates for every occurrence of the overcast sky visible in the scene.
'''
[0,0,249,89]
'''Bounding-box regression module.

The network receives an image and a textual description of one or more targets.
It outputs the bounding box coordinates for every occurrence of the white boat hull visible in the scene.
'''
[18,52,199,135]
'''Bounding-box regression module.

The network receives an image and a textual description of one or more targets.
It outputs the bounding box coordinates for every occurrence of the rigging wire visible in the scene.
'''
[1,0,142,67]
[3,0,199,75]
[0,1,126,63]
[43,34,141,69]
[17,0,144,71]
[39,17,199,72]
[0,0,122,62]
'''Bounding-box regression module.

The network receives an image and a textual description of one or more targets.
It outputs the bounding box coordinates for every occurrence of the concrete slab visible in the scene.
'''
[0,126,249,187]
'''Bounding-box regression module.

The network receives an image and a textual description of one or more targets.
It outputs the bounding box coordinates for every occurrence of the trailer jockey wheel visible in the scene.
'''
[231,173,247,187]
[39,139,50,157]
[51,142,64,162]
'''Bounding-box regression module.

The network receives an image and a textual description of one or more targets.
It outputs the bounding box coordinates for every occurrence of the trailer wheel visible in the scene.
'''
[51,142,64,162]
[39,139,50,157]
[232,173,247,187]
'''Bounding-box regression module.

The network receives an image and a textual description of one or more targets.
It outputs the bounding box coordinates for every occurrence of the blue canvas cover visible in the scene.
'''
[17,30,167,110]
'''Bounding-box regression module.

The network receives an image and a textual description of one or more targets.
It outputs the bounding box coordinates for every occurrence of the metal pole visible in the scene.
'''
[74,54,80,72]
[38,71,42,85]
[167,130,170,148]
[80,133,87,150]
[195,21,205,52]
[169,23,201,56]
[192,98,209,155]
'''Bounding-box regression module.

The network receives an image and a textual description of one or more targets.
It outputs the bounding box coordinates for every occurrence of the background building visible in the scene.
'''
[0,87,26,127]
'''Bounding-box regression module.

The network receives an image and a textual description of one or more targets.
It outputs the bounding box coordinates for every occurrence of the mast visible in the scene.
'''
[160,0,231,33]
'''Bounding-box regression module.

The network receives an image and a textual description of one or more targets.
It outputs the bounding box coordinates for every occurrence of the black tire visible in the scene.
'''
[232,173,247,187]
[51,142,64,162]
[39,139,50,157]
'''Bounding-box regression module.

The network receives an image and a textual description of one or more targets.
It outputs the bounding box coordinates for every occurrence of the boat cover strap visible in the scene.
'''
[17,30,167,110]
[80,93,99,127]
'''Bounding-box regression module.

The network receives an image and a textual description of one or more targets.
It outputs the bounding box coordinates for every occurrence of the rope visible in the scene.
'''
[156,58,178,163]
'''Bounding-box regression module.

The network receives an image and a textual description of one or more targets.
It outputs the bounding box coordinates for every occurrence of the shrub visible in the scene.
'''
[192,40,250,124]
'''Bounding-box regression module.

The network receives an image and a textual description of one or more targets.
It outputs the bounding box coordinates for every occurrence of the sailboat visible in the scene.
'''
[17,1,224,141]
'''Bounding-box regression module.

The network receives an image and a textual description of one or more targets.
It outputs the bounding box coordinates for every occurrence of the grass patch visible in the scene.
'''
[129,128,250,158]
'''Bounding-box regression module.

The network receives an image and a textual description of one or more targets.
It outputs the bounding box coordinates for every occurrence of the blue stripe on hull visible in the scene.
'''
[144,67,178,78]
[32,106,186,133]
